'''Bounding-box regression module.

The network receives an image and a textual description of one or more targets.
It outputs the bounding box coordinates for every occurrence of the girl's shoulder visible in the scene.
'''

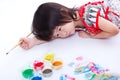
[78,1,104,34]
[82,1,104,8]
[78,0,104,18]
[78,1,104,25]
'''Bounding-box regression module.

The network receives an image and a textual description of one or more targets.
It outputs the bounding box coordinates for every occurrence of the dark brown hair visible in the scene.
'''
[32,2,78,41]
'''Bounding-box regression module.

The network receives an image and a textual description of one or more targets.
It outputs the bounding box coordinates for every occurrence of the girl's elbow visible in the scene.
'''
[112,28,119,36]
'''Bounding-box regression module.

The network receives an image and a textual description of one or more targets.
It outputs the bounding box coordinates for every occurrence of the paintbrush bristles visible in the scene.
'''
[6,52,8,55]
[6,40,23,55]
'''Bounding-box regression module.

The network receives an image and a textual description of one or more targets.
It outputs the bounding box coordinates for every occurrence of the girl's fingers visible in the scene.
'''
[19,37,33,50]
[19,38,29,49]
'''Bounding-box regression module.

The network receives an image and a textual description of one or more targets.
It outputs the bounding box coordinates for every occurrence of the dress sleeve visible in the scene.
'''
[79,2,104,34]
[84,6,101,29]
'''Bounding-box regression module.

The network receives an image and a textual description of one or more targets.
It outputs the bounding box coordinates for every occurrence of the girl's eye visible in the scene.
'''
[57,34,59,37]
[58,27,61,31]
[55,26,61,38]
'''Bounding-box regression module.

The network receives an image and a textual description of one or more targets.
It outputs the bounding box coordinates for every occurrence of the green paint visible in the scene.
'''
[89,74,96,80]
[22,68,34,79]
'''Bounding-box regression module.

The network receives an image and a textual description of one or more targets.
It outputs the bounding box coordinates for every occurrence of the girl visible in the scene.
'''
[20,0,120,50]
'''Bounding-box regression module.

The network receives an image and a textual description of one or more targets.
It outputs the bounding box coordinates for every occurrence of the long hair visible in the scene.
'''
[32,2,78,41]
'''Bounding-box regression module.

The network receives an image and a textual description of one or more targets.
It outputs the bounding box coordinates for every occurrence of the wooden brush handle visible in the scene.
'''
[9,33,32,52]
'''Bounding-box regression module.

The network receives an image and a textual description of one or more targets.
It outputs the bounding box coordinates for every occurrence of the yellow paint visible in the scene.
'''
[44,53,54,61]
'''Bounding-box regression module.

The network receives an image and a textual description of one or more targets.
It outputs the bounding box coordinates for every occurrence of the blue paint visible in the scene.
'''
[74,66,90,74]
[109,76,118,80]
[59,75,66,80]
[31,76,42,80]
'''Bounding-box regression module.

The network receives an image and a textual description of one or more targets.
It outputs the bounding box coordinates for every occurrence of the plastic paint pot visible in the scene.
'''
[31,76,42,80]
[44,54,54,62]
[22,68,34,79]
[33,61,44,70]
[42,69,53,77]
[52,60,63,70]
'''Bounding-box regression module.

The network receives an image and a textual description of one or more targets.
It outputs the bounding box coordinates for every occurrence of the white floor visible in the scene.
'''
[0,0,120,80]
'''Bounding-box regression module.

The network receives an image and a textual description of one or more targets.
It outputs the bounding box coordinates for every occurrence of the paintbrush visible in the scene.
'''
[6,33,32,55]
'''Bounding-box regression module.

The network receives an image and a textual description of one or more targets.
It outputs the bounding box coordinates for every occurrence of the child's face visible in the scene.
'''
[53,21,75,39]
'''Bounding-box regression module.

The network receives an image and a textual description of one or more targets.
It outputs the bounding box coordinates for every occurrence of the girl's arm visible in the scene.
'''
[20,37,47,50]
[78,17,119,39]
[32,37,47,45]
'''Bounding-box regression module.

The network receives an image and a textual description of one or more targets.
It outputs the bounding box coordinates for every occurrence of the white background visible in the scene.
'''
[0,0,120,80]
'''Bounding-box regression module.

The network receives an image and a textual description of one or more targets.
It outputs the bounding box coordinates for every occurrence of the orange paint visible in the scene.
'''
[52,61,62,66]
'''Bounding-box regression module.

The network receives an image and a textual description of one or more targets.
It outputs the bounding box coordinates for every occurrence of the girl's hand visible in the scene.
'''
[19,38,36,50]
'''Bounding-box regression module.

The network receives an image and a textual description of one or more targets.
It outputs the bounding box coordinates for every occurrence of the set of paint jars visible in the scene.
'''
[21,53,63,80]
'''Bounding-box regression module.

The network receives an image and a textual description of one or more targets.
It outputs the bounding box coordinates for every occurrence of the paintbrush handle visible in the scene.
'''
[9,40,23,52]
[14,32,32,48]
[7,33,32,54]
[26,32,32,38]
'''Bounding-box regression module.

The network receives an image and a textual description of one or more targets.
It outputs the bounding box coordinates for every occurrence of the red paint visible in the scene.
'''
[33,61,44,70]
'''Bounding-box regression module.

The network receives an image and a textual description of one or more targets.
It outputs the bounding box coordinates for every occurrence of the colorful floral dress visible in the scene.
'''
[78,0,120,35]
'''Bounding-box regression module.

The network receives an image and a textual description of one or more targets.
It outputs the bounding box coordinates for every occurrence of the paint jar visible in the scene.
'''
[31,76,42,80]
[42,68,53,77]
[52,60,63,70]
[43,54,54,68]
[22,68,34,79]
[44,53,54,62]
[33,61,44,71]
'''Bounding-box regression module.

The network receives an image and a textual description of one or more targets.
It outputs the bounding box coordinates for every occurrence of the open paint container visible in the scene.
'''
[52,60,63,70]
[31,76,42,80]
[33,61,44,70]
[42,68,53,77]
[22,68,34,79]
